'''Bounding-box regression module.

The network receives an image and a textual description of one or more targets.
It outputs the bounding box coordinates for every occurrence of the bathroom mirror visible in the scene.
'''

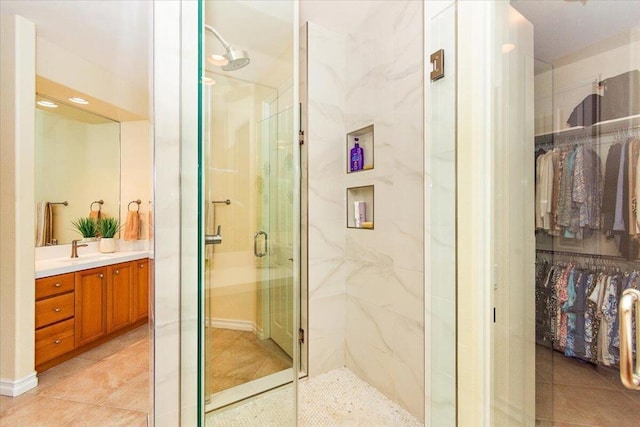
[34,94,120,246]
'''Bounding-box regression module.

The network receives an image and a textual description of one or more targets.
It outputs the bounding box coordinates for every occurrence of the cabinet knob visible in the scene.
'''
[54,307,61,312]
[99,273,104,279]
[115,270,119,275]
[54,283,61,288]
[54,340,61,344]
[139,264,144,268]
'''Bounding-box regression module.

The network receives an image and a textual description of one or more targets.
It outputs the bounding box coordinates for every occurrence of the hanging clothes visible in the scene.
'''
[536,256,639,367]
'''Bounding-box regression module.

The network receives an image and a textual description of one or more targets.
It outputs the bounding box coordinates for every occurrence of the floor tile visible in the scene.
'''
[1,325,151,425]
[536,347,640,426]
[208,327,292,394]
[0,395,147,427]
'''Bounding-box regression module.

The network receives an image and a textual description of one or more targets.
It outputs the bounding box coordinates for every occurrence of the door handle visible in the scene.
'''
[619,288,640,390]
[205,225,223,245]
[254,231,267,257]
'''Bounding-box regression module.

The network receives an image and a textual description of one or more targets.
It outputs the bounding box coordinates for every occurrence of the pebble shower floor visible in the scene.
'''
[207,368,423,426]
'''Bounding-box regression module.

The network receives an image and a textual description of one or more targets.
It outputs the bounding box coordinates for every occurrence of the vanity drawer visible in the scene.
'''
[35,292,75,329]
[36,273,75,300]
[35,318,75,366]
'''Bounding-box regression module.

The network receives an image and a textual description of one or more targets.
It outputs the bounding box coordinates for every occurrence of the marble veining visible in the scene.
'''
[305,3,424,421]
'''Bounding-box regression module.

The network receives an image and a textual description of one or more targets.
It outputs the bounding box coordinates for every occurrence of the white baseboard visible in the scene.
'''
[206,317,266,338]
[0,371,38,397]
[207,317,254,332]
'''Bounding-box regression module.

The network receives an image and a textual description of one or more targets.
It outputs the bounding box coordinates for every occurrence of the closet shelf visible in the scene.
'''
[536,249,636,262]
[535,114,640,142]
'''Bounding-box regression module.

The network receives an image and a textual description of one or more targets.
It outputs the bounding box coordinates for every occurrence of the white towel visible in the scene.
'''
[35,201,53,246]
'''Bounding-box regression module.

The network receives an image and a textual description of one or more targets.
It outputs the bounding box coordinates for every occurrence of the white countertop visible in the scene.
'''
[35,250,150,279]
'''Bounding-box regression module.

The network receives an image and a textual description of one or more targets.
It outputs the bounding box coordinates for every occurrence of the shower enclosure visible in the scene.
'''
[200,0,299,422]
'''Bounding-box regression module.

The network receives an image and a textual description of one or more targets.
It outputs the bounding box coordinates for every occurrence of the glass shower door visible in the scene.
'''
[199,0,298,423]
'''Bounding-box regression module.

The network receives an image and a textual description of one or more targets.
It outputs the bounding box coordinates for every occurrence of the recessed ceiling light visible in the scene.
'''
[37,100,58,108]
[68,97,89,105]
[202,76,216,86]
[208,54,229,67]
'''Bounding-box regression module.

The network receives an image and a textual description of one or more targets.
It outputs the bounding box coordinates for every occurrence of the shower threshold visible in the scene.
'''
[205,368,294,412]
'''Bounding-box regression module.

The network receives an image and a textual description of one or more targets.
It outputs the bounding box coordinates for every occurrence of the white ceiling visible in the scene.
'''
[511,0,640,65]
[2,0,638,91]
[0,0,150,92]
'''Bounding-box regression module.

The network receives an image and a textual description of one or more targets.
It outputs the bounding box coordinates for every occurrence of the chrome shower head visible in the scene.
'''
[221,49,250,71]
[205,24,250,71]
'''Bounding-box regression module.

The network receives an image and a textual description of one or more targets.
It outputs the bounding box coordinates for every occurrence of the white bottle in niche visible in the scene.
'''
[354,201,366,228]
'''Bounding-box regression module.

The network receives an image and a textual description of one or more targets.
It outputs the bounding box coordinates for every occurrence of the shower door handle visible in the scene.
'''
[254,231,267,257]
[619,288,640,390]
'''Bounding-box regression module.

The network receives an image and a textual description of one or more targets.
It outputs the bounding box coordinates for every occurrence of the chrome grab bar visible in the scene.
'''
[620,288,640,390]
[254,231,267,257]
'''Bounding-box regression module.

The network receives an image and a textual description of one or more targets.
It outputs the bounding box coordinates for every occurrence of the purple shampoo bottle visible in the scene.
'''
[350,138,364,171]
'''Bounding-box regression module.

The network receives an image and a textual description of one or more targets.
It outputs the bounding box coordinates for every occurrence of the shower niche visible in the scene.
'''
[346,185,374,229]
[346,124,374,173]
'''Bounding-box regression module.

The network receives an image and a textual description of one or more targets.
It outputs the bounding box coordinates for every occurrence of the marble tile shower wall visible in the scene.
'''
[306,22,348,377]
[305,1,425,422]
[343,1,424,421]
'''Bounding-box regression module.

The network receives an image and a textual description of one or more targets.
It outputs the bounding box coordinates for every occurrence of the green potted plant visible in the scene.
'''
[71,217,98,241]
[97,217,121,253]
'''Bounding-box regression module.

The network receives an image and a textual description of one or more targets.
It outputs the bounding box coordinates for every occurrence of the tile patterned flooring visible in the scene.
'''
[208,328,292,394]
[5,331,639,426]
[0,325,151,427]
[536,345,640,426]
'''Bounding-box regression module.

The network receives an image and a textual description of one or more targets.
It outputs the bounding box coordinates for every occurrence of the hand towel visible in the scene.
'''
[35,201,53,246]
[89,210,101,220]
[124,210,140,241]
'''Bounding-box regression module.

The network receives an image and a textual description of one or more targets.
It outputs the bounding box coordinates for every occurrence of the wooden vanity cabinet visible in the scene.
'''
[34,273,76,367]
[74,267,108,347]
[133,259,149,321]
[107,262,134,333]
[36,258,149,372]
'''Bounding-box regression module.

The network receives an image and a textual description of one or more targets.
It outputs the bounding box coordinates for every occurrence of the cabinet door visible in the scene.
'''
[107,262,134,333]
[134,259,149,321]
[75,267,107,347]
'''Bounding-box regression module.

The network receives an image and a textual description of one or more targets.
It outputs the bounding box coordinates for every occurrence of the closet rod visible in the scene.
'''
[536,249,633,262]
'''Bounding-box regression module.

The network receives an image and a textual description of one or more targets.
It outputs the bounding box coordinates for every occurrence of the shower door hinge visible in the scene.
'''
[298,130,304,145]
[298,328,305,344]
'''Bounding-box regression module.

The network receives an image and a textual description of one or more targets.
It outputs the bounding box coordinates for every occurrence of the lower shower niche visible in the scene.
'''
[347,185,374,229]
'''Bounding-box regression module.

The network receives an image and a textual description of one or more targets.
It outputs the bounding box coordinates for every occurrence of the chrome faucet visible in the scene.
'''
[70,239,88,258]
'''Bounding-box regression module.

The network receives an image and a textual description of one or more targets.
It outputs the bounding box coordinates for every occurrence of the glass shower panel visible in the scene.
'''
[508,1,640,425]
[200,0,297,423]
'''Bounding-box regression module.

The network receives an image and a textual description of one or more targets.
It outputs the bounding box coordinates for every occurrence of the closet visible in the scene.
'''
[535,101,640,357]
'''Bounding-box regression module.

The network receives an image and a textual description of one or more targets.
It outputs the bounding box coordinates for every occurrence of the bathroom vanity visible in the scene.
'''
[35,250,150,372]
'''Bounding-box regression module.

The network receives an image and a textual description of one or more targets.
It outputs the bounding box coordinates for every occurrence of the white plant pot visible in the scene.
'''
[81,237,97,243]
[99,237,116,253]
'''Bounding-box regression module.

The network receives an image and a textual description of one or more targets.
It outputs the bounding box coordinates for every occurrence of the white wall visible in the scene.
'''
[119,121,152,246]
[0,14,37,397]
